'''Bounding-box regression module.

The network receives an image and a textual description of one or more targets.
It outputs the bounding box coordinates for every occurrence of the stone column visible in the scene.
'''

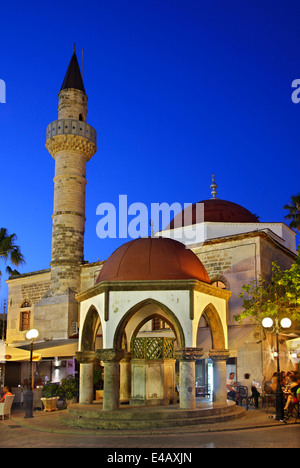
[209,349,230,404]
[120,352,132,403]
[175,348,203,410]
[76,351,97,405]
[96,349,125,411]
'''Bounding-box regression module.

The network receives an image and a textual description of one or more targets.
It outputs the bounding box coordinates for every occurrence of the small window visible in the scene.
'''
[20,311,31,331]
[212,281,226,289]
[152,318,169,331]
[21,300,31,308]
[79,114,83,121]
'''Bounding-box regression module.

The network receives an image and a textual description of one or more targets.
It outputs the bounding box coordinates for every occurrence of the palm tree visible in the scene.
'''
[0,227,25,277]
[283,194,300,232]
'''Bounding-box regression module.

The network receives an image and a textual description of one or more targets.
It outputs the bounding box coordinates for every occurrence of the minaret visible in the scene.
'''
[45,49,97,295]
[34,50,97,341]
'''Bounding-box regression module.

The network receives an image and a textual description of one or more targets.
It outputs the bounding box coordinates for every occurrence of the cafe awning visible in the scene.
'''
[17,338,80,359]
[32,339,79,359]
[0,341,42,362]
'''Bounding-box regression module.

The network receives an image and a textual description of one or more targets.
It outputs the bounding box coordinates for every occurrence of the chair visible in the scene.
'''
[11,387,23,407]
[238,386,251,410]
[291,397,300,423]
[0,395,15,420]
[295,400,300,423]
[196,385,211,398]
[265,393,276,413]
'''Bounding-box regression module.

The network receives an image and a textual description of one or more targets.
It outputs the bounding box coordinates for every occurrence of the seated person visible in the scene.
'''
[227,372,240,404]
[284,375,299,413]
[270,372,278,393]
[239,373,260,408]
[0,386,12,403]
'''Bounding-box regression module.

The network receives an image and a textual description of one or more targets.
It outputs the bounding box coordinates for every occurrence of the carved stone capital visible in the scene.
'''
[120,352,132,363]
[75,350,97,364]
[46,133,97,160]
[175,347,204,362]
[209,349,230,361]
[95,348,126,363]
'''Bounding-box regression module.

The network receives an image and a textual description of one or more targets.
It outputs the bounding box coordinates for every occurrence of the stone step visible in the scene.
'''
[67,402,236,420]
[60,404,245,430]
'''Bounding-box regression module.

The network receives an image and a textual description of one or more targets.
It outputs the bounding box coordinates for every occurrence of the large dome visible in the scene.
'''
[96,237,210,284]
[168,199,259,229]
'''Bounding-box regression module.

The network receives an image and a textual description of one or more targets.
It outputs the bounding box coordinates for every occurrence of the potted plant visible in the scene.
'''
[60,375,79,406]
[41,382,61,412]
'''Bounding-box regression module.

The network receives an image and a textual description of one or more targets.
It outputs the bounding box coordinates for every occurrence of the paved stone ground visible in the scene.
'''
[0,405,299,449]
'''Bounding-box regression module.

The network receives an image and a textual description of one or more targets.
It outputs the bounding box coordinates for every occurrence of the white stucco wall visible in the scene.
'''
[193,291,228,349]
[79,286,228,352]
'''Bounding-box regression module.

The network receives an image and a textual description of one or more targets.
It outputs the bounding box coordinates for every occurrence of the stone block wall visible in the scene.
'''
[6,269,50,343]
[194,235,260,324]
[80,261,104,293]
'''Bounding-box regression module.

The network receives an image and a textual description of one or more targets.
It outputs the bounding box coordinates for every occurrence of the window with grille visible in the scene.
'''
[20,311,31,331]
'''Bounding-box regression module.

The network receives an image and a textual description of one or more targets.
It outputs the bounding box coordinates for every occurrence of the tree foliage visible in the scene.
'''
[283,194,300,232]
[0,227,24,278]
[234,249,300,327]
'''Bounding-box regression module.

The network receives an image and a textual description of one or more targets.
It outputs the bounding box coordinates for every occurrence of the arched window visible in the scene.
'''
[211,274,230,291]
[211,280,226,289]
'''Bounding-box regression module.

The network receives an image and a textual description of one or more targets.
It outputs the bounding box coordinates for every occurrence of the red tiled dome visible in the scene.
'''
[168,199,259,228]
[96,237,210,284]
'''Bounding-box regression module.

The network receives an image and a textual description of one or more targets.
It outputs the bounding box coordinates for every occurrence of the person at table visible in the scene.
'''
[227,372,240,404]
[284,374,299,414]
[0,386,12,403]
[239,373,260,408]
[270,372,278,393]
[284,371,293,391]
[297,383,300,402]
[280,371,286,387]
[22,379,29,389]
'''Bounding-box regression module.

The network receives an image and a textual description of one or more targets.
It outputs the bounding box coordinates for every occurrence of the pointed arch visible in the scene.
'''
[80,305,101,351]
[113,298,185,350]
[199,303,226,350]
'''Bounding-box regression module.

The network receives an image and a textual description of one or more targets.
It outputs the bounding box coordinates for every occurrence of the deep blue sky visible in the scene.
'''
[0,0,299,302]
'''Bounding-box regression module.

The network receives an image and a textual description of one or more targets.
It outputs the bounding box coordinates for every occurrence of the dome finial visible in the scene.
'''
[210,174,218,199]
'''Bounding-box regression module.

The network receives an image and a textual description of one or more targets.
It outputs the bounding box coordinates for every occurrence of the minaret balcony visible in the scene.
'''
[46,119,97,146]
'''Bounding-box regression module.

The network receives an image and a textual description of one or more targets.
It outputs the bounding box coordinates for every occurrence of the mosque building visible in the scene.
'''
[3,51,298,415]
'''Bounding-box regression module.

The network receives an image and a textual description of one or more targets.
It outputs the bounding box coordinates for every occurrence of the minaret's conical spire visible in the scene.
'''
[60,46,85,93]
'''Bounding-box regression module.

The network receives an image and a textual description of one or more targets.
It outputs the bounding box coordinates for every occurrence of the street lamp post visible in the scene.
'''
[24,328,39,419]
[262,317,291,421]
